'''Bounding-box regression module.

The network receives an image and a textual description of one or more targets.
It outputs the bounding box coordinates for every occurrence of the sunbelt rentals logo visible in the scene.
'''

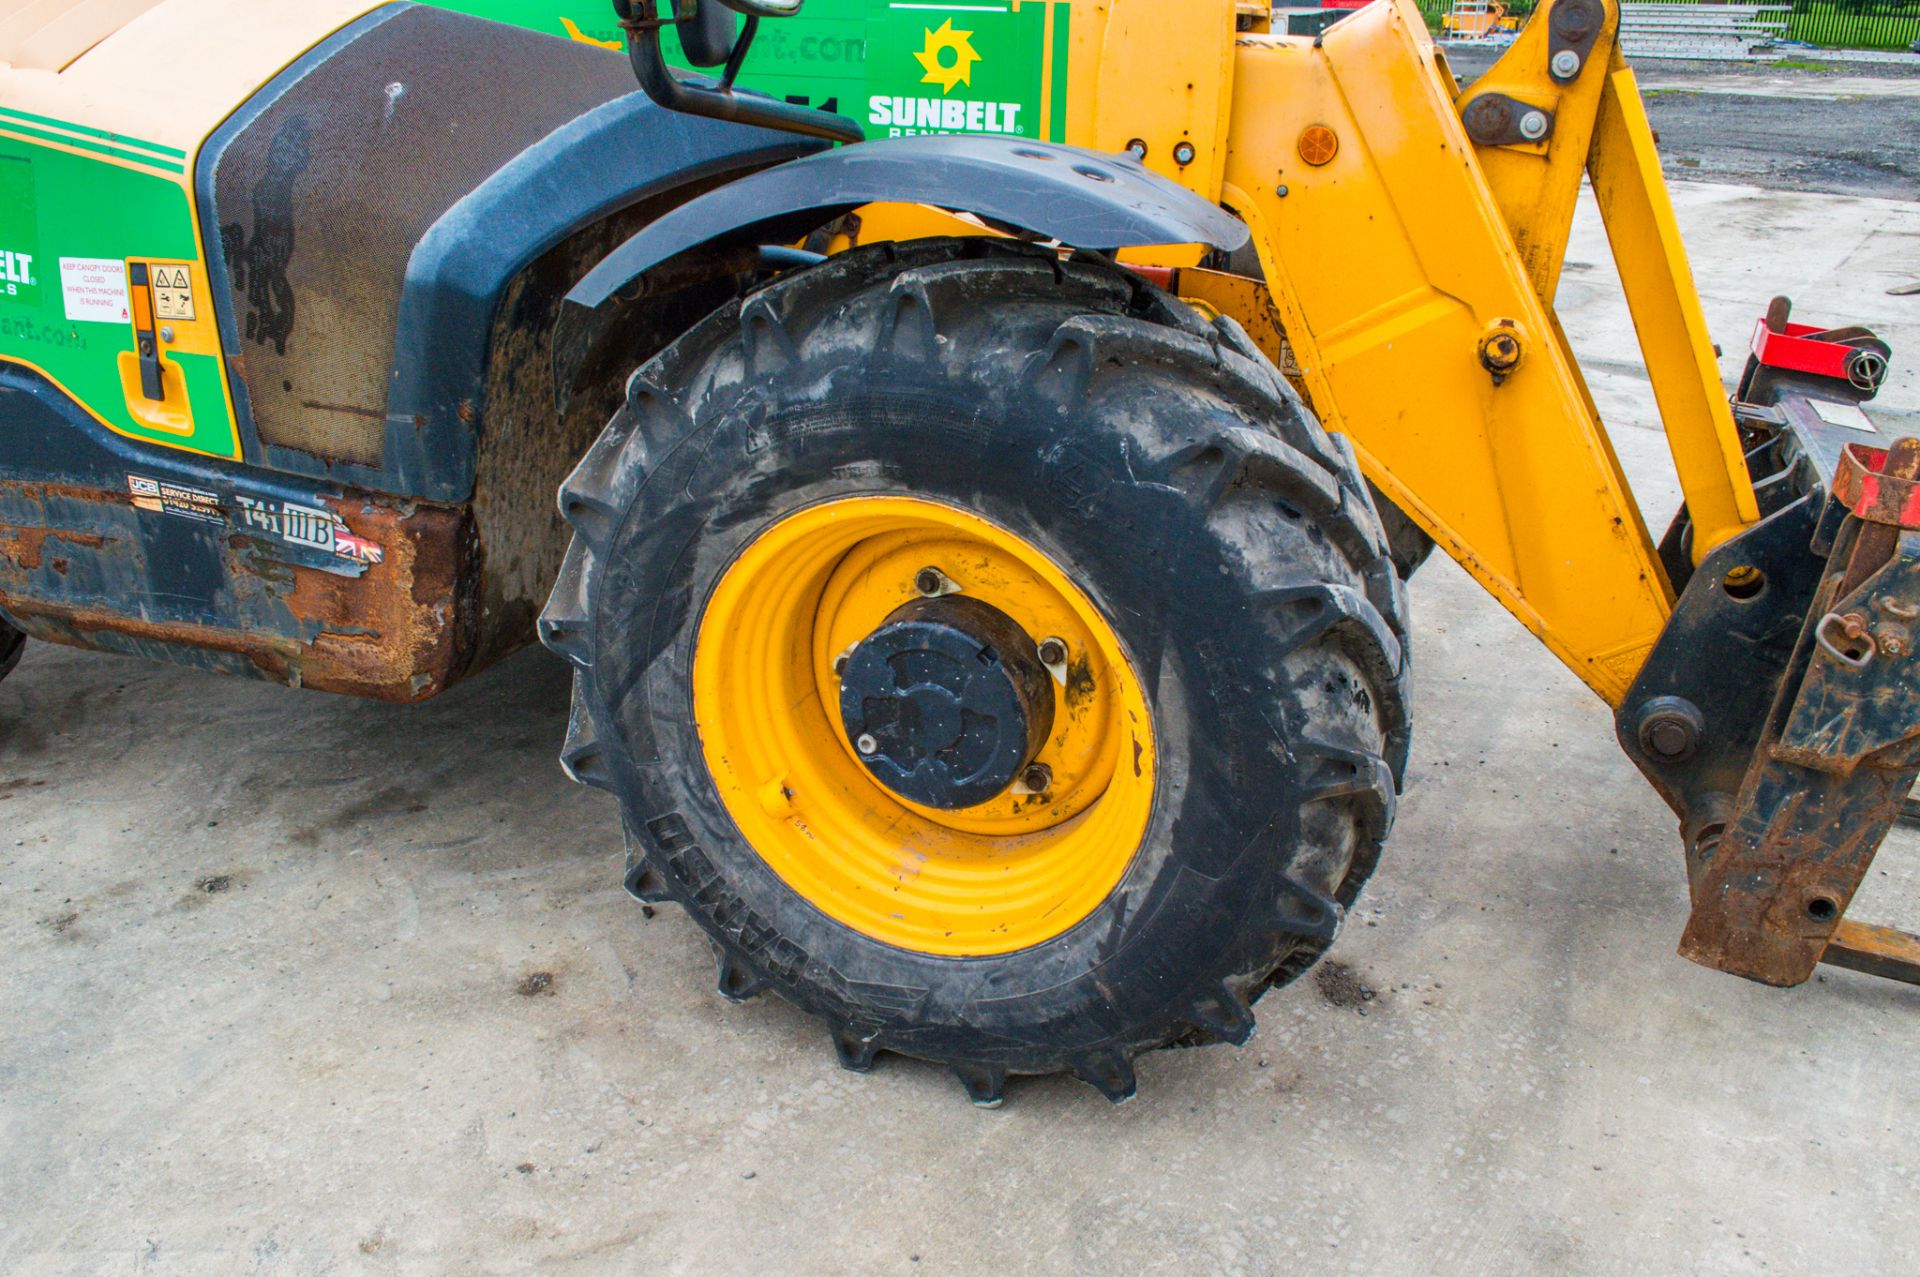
[0,246,34,301]
[0,156,42,306]
[868,18,1024,138]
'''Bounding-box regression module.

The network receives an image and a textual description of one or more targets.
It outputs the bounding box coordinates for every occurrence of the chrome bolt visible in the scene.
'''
[1173,141,1197,166]
[1519,110,1549,141]
[856,733,878,755]
[1550,49,1581,78]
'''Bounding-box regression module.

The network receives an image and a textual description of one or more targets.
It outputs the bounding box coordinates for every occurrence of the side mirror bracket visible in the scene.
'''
[611,0,865,145]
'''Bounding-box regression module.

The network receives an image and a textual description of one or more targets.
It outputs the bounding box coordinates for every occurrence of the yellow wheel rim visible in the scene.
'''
[692,496,1157,956]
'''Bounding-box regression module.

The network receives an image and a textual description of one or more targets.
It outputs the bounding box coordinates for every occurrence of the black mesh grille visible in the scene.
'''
[208,7,635,466]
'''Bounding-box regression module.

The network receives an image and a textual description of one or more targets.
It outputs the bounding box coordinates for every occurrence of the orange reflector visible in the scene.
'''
[1297,124,1339,166]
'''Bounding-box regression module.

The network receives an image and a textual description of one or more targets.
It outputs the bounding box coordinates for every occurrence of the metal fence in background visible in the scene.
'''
[1417,0,1920,50]
[1785,0,1920,49]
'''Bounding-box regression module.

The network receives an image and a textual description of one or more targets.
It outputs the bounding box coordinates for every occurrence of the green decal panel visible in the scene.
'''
[0,156,45,309]
[424,0,1069,141]
[0,134,234,458]
[857,3,1067,142]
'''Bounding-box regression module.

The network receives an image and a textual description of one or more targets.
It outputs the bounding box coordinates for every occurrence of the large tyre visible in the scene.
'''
[1369,481,1436,580]
[0,618,23,684]
[541,239,1411,1104]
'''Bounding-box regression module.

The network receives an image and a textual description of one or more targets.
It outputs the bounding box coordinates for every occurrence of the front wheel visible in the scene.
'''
[540,240,1411,1104]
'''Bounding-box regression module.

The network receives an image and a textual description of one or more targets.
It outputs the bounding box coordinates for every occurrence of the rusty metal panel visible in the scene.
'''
[0,476,478,702]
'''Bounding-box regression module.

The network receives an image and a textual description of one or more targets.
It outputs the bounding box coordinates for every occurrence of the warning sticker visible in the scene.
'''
[127,474,221,524]
[60,257,131,325]
[150,263,195,322]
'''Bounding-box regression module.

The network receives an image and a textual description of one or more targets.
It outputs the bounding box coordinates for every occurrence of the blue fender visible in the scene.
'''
[565,133,1251,311]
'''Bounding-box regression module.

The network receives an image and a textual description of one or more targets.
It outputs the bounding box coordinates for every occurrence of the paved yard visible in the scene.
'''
[2,179,1918,1274]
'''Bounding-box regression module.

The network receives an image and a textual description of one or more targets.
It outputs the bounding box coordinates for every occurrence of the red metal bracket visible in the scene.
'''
[1752,316,1853,379]
[1751,313,1891,394]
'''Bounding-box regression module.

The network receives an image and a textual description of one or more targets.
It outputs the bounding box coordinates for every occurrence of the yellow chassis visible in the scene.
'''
[865,0,1757,707]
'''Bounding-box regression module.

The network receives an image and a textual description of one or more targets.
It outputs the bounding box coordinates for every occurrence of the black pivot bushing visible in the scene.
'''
[1637,695,1705,764]
[839,595,1055,809]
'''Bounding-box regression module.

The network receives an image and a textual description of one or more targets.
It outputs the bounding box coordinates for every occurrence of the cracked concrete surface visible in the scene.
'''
[2,181,1918,1274]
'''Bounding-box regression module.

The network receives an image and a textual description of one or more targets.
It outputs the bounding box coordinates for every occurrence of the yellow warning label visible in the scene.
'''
[150,263,195,323]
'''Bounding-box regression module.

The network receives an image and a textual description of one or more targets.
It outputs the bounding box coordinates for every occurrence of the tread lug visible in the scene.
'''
[558,683,612,790]
[1026,322,1097,406]
[740,296,798,374]
[537,539,594,668]
[830,1025,881,1073]
[623,857,670,903]
[883,281,940,363]
[1071,1050,1137,1104]
[712,945,768,1002]
[952,1063,1008,1108]
[1188,985,1257,1046]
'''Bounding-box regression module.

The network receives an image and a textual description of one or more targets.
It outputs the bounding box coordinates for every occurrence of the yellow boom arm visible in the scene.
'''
[1051,0,1762,705]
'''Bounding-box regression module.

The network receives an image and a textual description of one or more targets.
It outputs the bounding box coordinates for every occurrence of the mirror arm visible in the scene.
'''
[718,14,757,90]
[613,0,865,145]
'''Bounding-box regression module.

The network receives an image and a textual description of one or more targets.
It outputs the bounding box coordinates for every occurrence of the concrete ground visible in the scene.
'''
[4,158,1920,1277]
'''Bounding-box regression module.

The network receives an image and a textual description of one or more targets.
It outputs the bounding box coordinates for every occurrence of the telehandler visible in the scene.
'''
[0,0,1911,1105]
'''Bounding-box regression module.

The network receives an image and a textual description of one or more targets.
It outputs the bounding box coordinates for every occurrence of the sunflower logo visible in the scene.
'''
[915,19,981,95]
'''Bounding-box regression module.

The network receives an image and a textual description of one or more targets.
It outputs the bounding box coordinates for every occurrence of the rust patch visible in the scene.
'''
[278,497,478,700]
[1063,654,1096,715]
[0,525,110,572]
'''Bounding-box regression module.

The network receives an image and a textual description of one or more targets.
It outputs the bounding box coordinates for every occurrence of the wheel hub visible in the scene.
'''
[839,595,1055,809]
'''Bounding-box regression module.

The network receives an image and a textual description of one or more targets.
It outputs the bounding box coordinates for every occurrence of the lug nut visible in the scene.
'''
[1038,638,1068,667]
[1020,762,1053,793]
[915,567,945,597]
[856,733,878,755]
[1550,49,1581,78]
[1519,110,1549,141]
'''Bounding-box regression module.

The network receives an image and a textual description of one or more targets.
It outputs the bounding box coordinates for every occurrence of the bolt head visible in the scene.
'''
[1020,762,1053,793]
[1038,638,1067,667]
[1637,698,1704,763]
[1646,719,1693,760]
[1519,110,1549,141]
[914,568,944,597]
[856,733,878,755]
[1550,49,1581,78]
[1173,142,1197,166]
[1478,324,1525,376]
